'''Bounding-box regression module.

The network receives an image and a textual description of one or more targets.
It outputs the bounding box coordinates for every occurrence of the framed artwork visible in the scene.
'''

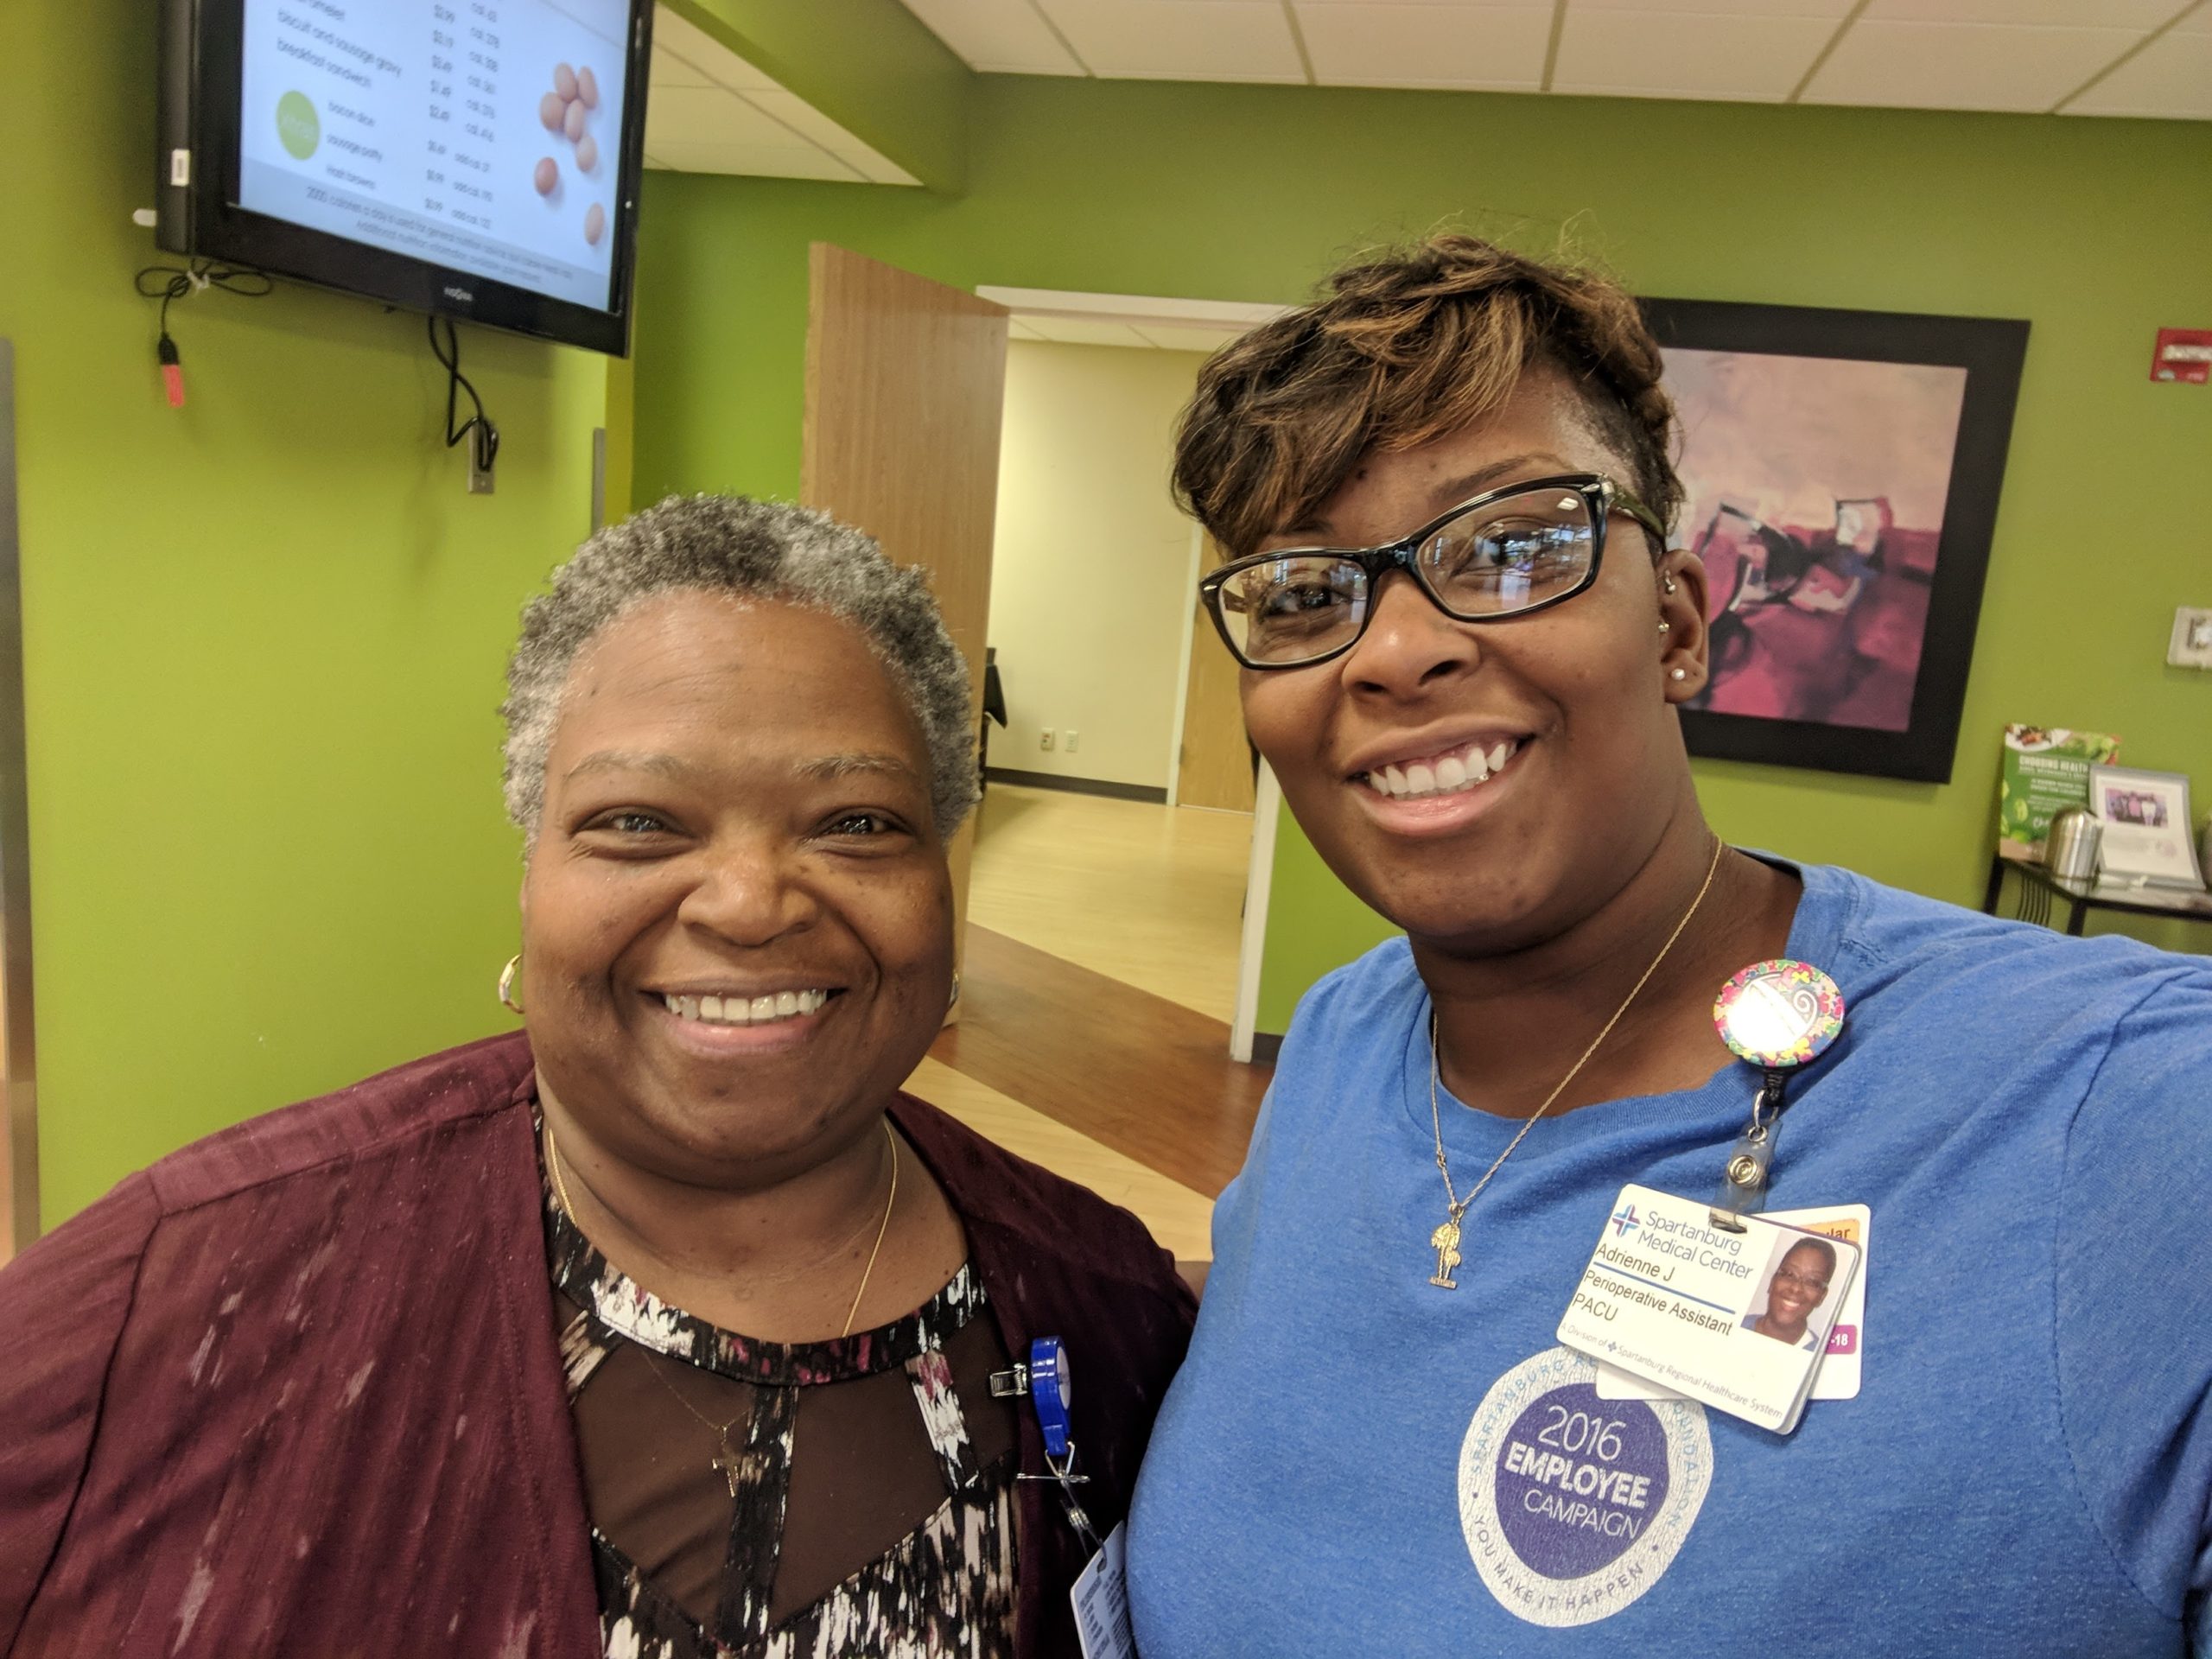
[1643,297,2030,784]
[2088,765,2205,889]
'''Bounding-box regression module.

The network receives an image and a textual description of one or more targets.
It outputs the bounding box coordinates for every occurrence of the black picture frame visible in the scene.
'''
[1641,297,2029,785]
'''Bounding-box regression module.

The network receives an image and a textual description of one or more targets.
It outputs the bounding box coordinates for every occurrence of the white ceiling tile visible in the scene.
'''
[1802,20,2144,110]
[1022,317,1160,346]
[2065,28,2212,115]
[1128,321,1244,351]
[979,286,1291,327]
[1554,10,1834,97]
[1297,4,1552,88]
[645,85,810,151]
[1008,319,1051,340]
[2170,1,2211,33]
[648,138,869,181]
[842,148,927,185]
[1571,0,1852,12]
[740,86,875,151]
[732,89,921,183]
[1862,0,2178,25]
[1036,0,1306,81]
[649,46,715,89]
[652,5,779,91]
[901,0,1089,73]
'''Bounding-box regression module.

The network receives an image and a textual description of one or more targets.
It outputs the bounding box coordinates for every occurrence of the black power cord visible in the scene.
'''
[133,259,273,406]
[427,315,500,477]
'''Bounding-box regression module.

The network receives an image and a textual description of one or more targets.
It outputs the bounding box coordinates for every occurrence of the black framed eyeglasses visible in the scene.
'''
[1198,474,1669,671]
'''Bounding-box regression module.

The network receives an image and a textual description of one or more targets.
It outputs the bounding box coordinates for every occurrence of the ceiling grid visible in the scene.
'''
[899,0,2211,118]
[642,0,2207,188]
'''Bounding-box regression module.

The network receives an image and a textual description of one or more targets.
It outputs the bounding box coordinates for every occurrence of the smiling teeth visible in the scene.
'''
[1364,739,1520,800]
[664,989,830,1026]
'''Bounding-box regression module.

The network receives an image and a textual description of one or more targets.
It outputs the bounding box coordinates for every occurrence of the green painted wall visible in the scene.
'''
[630,78,2211,1028]
[5,0,616,1226]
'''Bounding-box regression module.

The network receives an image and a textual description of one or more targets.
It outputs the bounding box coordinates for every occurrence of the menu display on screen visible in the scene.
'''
[235,0,630,314]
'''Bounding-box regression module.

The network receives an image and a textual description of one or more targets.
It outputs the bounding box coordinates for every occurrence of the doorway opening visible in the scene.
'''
[969,286,1288,1069]
[800,255,1282,1252]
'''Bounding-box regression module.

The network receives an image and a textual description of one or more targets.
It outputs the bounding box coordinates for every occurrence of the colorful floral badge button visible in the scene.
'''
[1712,960,1845,1068]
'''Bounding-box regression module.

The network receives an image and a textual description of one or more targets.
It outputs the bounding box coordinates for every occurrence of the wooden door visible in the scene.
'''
[801,245,1008,1020]
[1176,581,1255,812]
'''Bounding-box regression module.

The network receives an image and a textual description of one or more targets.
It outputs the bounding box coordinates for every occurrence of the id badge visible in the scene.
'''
[1071,1522,1134,1659]
[1599,1204,1868,1403]
[1556,1185,1863,1434]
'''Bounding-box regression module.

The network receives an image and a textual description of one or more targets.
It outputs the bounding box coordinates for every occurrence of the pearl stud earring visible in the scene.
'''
[1658,620,1671,633]
[1670,668,1688,681]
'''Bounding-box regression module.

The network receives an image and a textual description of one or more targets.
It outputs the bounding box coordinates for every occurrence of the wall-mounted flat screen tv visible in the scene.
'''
[159,0,652,356]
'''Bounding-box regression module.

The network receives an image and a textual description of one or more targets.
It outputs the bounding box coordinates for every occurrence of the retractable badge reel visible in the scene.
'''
[1709,960,1845,1232]
[992,1336,1100,1553]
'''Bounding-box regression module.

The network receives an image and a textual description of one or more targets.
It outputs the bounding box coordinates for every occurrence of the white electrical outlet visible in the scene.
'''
[1039,728,1056,751]
[1065,730,1079,753]
[2170,607,2212,670]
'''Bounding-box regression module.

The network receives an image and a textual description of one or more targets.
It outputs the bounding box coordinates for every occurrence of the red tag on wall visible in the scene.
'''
[2152,327,2212,385]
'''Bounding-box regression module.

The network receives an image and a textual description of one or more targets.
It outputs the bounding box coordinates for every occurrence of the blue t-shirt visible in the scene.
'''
[1128,862,2212,1656]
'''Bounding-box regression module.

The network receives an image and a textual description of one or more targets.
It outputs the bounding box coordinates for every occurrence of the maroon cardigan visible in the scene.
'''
[0,1032,1195,1657]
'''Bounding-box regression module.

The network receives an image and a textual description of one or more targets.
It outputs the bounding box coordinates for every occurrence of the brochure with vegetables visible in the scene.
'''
[1996,726,2122,860]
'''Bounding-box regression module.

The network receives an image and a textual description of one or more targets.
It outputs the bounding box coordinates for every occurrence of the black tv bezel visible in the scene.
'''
[158,0,652,357]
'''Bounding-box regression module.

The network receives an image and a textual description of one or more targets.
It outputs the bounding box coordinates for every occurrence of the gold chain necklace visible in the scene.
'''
[543,1118,901,1491]
[1426,837,1726,1290]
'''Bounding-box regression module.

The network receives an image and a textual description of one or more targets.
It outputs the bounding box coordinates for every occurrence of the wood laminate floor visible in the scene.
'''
[963,785,1252,1024]
[900,786,1270,1258]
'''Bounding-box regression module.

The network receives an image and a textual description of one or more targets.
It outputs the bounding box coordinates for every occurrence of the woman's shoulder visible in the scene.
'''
[1806,861,2212,1020]
[1274,933,1421,1062]
[138,1028,540,1217]
[3,1030,539,1298]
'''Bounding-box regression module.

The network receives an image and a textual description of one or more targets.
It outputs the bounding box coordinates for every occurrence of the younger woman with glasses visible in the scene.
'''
[1743,1237,1836,1351]
[1126,234,2211,1656]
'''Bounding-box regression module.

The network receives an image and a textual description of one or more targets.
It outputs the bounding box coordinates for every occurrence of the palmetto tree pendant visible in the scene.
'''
[1429,1216,1465,1289]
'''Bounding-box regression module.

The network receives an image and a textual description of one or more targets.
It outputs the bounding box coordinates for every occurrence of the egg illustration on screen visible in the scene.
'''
[536,61,607,248]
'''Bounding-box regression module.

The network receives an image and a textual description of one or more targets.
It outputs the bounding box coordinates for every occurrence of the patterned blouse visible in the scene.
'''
[543,1175,1021,1658]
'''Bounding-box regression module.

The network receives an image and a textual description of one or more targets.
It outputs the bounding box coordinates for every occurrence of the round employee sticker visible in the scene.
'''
[1458,1347,1713,1626]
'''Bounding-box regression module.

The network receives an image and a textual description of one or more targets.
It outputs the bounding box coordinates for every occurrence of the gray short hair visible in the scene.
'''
[501,495,978,847]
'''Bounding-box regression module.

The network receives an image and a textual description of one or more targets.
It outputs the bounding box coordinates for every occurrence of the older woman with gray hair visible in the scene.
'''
[0,497,1194,1659]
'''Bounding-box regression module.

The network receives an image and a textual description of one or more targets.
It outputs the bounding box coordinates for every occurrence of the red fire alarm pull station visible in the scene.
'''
[2152,328,2212,385]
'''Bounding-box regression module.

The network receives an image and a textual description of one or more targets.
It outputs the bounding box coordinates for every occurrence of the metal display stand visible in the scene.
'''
[1983,853,2212,938]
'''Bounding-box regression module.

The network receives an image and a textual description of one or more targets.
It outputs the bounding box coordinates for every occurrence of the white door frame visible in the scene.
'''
[1162,521,1205,805]
[982,286,1292,1062]
[1230,763,1281,1064]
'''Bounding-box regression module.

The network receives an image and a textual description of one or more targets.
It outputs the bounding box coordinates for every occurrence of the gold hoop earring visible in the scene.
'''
[498,954,524,1015]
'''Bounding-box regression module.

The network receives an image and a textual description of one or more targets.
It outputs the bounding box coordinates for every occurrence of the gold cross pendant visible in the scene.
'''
[1428,1217,1464,1290]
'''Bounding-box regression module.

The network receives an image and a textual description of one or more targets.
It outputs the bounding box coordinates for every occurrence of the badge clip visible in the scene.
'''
[1707,961,1845,1232]
[1710,1068,1785,1232]
[998,1336,1101,1553]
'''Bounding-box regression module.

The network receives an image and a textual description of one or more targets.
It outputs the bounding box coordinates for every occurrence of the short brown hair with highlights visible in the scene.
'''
[1173,234,1681,559]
